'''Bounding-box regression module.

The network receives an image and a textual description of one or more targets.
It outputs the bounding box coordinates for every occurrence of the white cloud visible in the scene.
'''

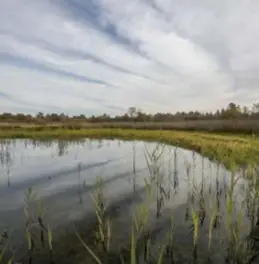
[0,0,258,115]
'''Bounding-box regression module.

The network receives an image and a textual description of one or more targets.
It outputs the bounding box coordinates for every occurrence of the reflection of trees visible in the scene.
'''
[86,139,93,150]
[0,138,107,187]
[0,140,14,186]
[97,139,103,149]
[29,139,54,149]
[2,138,106,168]
[57,140,69,156]
[23,139,87,157]
[0,140,14,167]
[85,139,105,151]
[56,139,87,156]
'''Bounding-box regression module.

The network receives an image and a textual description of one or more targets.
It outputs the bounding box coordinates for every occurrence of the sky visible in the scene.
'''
[0,0,259,116]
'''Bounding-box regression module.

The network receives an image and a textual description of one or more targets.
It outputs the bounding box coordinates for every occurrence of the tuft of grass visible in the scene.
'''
[191,209,199,262]
[208,201,218,252]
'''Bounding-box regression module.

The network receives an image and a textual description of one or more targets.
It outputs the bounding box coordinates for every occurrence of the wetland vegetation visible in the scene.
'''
[1,103,259,263]
[0,128,258,168]
[0,136,259,264]
[1,102,259,133]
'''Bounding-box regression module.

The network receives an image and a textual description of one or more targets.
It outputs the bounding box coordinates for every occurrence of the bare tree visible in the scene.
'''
[127,107,138,118]
[252,103,259,113]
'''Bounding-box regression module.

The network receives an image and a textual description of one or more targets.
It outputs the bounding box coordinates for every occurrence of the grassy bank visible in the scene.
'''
[0,128,259,168]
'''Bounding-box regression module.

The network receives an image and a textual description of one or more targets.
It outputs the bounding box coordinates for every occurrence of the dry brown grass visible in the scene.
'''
[1,119,259,134]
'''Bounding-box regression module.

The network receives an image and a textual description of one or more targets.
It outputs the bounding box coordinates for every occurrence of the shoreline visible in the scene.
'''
[0,128,258,168]
[1,129,259,263]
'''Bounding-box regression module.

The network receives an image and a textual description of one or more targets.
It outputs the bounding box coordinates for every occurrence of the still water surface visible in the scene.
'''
[0,139,252,263]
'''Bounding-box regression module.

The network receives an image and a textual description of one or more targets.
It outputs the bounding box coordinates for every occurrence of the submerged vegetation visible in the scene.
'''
[1,140,259,263]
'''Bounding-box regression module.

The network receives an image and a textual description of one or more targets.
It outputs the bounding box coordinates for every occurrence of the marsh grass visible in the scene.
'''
[1,129,259,168]
[191,208,199,263]
[0,231,12,264]
[0,187,55,264]
[208,201,217,256]
[23,187,54,264]
[164,216,174,262]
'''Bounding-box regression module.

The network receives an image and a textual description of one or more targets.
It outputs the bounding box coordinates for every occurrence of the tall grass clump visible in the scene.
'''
[23,187,54,264]
[190,208,199,263]
[225,162,240,262]
[75,176,112,264]
[144,144,171,219]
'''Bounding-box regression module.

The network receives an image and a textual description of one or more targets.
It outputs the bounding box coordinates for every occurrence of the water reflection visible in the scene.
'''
[0,140,14,187]
[0,138,110,169]
[0,139,221,210]
[0,138,257,263]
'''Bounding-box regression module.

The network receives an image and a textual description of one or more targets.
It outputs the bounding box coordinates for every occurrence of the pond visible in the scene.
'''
[0,139,258,264]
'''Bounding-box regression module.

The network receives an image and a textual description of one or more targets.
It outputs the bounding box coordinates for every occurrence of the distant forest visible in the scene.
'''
[1,102,259,123]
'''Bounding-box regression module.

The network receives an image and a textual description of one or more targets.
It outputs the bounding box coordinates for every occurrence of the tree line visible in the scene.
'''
[1,102,259,123]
